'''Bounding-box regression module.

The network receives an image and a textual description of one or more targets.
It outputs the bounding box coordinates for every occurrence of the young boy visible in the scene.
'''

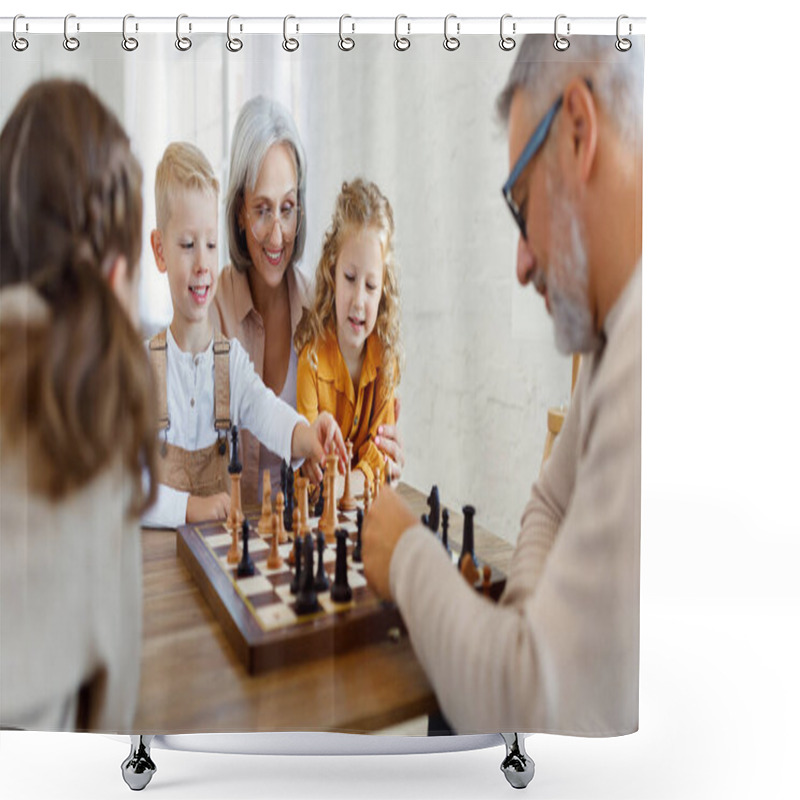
[141,142,345,528]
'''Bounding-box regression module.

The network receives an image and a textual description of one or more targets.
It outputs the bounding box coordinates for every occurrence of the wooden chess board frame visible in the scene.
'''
[177,506,506,676]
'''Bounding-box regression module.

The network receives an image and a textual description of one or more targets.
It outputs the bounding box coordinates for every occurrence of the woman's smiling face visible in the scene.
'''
[239,142,299,288]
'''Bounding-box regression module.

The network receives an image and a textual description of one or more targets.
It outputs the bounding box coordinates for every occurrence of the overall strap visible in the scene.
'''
[213,332,231,434]
[148,330,169,433]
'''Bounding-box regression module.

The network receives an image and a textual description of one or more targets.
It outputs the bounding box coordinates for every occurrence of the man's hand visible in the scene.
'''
[374,397,405,482]
[292,413,347,482]
[362,486,418,600]
[186,492,231,524]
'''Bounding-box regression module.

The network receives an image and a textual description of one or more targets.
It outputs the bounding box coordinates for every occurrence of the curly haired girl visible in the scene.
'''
[294,178,403,489]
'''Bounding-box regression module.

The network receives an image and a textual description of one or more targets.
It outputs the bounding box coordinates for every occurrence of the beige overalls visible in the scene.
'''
[148,330,232,497]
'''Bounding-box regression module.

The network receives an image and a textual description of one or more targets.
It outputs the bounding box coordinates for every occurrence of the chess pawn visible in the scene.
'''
[267,513,283,570]
[275,492,287,543]
[363,481,371,516]
[338,441,357,512]
[226,518,241,565]
[482,565,492,598]
[257,469,272,536]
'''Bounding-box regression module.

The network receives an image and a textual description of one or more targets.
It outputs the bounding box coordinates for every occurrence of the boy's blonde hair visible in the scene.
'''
[155,142,219,229]
[294,178,403,391]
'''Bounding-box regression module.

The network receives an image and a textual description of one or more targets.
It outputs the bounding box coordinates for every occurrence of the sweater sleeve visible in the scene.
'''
[230,339,306,469]
[296,346,320,425]
[389,332,641,735]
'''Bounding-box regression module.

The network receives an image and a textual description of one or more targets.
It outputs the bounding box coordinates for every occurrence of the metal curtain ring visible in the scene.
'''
[616,14,632,51]
[499,14,515,51]
[338,14,354,51]
[122,14,139,51]
[554,14,570,51]
[176,14,192,51]
[283,15,299,52]
[63,13,79,51]
[394,14,410,51]
[443,14,460,51]
[12,15,29,51]
[226,15,242,52]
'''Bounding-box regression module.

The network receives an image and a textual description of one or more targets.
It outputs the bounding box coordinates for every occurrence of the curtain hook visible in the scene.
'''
[226,15,243,52]
[338,14,355,51]
[12,15,29,52]
[63,13,80,51]
[394,14,410,51]
[616,15,632,51]
[554,14,570,51]
[499,14,516,51]
[122,14,139,52]
[283,15,299,52]
[176,14,192,51]
[443,14,460,51]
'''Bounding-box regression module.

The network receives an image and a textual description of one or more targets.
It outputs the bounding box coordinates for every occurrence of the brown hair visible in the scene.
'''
[0,79,157,515]
[294,178,403,391]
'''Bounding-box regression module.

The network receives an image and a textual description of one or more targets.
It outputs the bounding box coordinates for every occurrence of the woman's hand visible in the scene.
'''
[292,413,347,483]
[374,396,405,482]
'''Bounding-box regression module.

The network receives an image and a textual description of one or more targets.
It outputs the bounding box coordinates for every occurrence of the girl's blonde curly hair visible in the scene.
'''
[294,178,403,392]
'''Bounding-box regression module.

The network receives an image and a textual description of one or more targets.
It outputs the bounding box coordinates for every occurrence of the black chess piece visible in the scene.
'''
[284,466,295,532]
[236,518,255,578]
[330,529,352,604]
[295,534,320,615]
[228,425,242,475]
[426,485,441,533]
[457,505,477,573]
[290,535,302,595]
[441,508,451,556]
[352,508,363,563]
[314,531,330,592]
[313,468,325,517]
[421,513,430,530]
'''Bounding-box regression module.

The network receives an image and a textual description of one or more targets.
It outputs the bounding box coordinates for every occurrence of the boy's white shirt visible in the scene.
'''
[141,327,305,529]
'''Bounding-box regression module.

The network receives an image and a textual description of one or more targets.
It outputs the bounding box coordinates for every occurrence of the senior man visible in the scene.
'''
[363,35,643,736]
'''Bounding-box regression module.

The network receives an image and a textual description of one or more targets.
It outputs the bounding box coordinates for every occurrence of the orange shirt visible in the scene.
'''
[296,328,395,486]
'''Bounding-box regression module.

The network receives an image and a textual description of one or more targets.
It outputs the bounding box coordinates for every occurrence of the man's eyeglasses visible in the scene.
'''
[501,95,563,242]
[502,81,591,241]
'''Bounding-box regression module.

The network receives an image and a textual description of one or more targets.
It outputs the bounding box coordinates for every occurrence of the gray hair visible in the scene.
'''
[226,96,307,273]
[497,35,644,152]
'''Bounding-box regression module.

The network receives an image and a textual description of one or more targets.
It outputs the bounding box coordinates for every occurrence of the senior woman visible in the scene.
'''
[212,96,404,505]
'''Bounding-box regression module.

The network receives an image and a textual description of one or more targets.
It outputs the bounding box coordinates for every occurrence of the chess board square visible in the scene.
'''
[348,571,367,590]
[270,571,294,588]
[318,593,352,613]
[235,574,272,596]
[274,583,296,604]
[205,531,233,548]
[257,602,297,630]
[248,589,282,608]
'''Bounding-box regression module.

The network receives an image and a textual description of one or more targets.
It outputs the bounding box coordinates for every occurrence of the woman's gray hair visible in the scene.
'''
[497,35,644,153]
[226,96,307,273]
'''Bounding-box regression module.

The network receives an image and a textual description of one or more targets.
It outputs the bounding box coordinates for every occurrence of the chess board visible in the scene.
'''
[177,502,506,675]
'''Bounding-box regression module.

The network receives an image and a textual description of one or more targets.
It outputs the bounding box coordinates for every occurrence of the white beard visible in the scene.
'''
[545,175,602,355]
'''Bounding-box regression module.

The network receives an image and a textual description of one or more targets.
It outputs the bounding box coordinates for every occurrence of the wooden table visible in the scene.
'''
[134,483,513,734]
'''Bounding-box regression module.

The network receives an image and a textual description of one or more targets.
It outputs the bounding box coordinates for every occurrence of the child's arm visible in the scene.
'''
[140,479,190,529]
[355,382,397,486]
[291,412,347,483]
[296,346,320,425]
[186,493,230,524]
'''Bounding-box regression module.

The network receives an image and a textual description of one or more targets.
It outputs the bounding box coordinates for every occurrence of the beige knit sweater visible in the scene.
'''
[0,286,142,732]
[390,265,642,735]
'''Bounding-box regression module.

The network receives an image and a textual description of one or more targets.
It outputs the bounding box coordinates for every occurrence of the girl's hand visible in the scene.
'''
[292,413,347,482]
[374,397,405,482]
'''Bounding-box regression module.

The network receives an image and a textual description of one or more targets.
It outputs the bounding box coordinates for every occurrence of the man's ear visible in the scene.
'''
[561,78,598,185]
[151,229,167,274]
